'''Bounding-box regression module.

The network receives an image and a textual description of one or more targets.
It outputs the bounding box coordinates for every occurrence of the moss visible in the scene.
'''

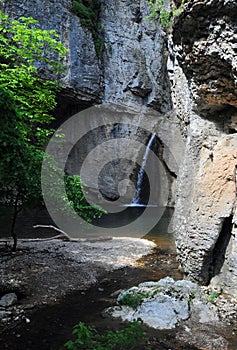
[119,292,150,309]
[206,291,219,303]
[72,0,103,57]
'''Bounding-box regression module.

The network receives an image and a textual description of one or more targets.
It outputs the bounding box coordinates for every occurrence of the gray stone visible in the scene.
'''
[107,278,219,330]
[172,0,237,296]
[173,0,237,112]
[136,294,189,329]
[1,0,101,105]
[101,0,172,113]
[0,310,12,318]
[0,293,17,307]
[190,300,219,324]
[2,0,237,300]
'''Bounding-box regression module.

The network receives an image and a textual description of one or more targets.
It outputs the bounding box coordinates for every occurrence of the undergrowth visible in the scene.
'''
[64,319,151,350]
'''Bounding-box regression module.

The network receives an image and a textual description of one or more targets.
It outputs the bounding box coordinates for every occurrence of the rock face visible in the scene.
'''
[101,0,172,113]
[172,0,237,296]
[1,0,179,204]
[107,277,229,349]
[0,0,102,107]
[2,0,237,298]
[0,293,17,307]
[173,0,237,112]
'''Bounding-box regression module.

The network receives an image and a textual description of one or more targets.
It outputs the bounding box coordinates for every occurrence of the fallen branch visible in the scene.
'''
[33,225,72,241]
[0,225,78,244]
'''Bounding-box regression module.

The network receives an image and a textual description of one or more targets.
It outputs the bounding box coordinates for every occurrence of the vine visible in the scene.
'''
[72,0,103,57]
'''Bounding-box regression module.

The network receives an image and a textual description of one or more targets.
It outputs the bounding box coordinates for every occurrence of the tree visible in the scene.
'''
[0,11,67,144]
[0,89,44,250]
[0,11,105,250]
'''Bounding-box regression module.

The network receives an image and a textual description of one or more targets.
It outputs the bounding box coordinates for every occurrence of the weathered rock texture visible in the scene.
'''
[1,0,178,204]
[101,0,172,113]
[2,0,237,298]
[173,0,237,113]
[1,0,102,108]
[173,0,237,297]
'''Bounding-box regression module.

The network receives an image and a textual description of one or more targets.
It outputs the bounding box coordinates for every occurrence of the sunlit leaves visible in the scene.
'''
[0,11,67,131]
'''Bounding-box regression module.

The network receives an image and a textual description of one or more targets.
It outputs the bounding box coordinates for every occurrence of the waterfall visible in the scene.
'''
[132,133,157,205]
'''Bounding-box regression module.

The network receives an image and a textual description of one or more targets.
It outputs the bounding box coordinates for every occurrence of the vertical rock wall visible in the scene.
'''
[0,0,102,106]
[172,0,237,297]
[101,0,171,113]
[1,0,179,204]
[3,0,237,296]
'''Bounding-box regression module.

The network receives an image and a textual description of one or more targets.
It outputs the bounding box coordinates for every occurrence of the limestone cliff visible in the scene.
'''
[172,0,237,297]
[2,0,237,297]
[1,0,179,203]
[1,0,102,111]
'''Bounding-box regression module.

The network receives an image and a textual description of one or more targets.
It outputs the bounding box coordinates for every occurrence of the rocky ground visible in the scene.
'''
[0,238,155,331]
[0,237,237,350]
[107,277,237,350]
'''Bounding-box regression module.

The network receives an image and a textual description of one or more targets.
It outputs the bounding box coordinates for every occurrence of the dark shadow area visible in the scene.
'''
[207,215,233,283]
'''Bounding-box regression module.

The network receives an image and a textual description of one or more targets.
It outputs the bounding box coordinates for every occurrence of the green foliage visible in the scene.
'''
[42,155,106,224]
[65,175,106,222]
[118,292,149,309]
[0,11,67,135]
[188,291,196,302]
[206,291,219,303]
[0,89,45,249]
[148,0,186,27]
[0,11,105,248]
[0,11,67,249]
[0,89,43,205]
[64,320,150,350]
[72,0,103,57]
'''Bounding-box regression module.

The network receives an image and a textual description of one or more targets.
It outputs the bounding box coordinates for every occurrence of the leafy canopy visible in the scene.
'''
[0,88,43,207]
[0,10,67,209]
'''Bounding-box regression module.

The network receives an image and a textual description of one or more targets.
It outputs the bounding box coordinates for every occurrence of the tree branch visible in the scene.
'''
[33,225,72,241]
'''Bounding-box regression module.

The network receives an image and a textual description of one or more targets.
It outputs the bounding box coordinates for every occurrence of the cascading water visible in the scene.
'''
[132,133,157,205]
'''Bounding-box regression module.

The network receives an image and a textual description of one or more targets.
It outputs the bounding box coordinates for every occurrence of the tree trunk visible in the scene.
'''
[11,193,21,251]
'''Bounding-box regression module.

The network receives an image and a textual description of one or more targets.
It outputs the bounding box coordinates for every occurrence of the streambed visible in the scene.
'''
[0,208,237,349]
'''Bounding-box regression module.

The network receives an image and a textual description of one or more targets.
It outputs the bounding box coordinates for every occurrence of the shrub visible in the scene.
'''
[148,0,186,28]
